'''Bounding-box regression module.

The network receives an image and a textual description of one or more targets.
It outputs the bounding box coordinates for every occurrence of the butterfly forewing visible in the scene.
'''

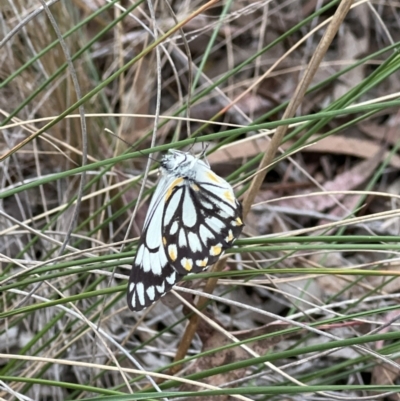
[127,150,244,311]
[127,175,183,311]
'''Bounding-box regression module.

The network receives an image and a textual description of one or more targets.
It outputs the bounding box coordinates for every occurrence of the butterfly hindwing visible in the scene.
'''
[162,161,244,275]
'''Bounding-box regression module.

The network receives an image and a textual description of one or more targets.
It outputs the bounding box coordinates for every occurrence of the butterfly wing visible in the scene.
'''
[162,162,244,275]
[127,152,244,312]
[127,175,183,311]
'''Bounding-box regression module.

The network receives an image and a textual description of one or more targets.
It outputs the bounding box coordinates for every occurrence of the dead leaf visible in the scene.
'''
[371,359,400,401]
[274,148,385,212]
[208,135,400,169]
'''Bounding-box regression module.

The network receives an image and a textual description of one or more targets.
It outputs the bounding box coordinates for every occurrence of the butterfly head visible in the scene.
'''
[160,149,201,179]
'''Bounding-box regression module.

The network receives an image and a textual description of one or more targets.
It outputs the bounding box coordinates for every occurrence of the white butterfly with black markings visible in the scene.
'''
[127,149,244,311]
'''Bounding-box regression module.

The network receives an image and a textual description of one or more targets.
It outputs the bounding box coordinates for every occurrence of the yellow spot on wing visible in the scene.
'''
[165,177,184,201]
[196,258,208,267]
[168,245,177,261]
[162,237,167,246]
[235,217,243,226]
[223,190,234,203]
[182,258,193,271]
[211,244,222,256]
[191,183,200,191]
[225,230,234,242]
[206,171,220,183]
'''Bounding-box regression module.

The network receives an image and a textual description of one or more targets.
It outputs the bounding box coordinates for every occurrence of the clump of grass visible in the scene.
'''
[1,1,400,400]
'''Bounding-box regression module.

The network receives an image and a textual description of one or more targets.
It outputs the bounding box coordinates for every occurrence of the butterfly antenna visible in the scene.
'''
[104,128,158,162]
[186,136,198,154]
[199,142,209,159]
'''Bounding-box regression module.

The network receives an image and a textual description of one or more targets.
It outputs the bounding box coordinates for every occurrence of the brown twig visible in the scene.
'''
[171,0,355,373]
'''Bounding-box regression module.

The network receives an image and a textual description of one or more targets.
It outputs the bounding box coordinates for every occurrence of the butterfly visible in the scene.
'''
[127,149,244,311]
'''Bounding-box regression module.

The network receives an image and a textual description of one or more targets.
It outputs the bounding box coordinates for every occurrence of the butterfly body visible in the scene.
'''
[127,149,244,311]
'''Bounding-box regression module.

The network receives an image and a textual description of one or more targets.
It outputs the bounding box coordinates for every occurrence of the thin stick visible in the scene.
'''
[172,0,355,372]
